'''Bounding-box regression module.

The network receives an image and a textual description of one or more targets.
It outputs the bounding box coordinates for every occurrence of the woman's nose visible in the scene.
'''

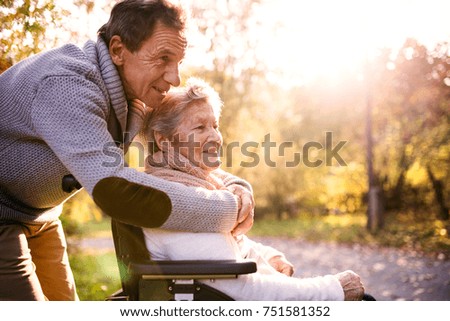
[208,128,223,145]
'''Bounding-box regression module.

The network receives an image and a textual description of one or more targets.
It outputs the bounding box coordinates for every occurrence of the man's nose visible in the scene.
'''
[164,65,181,87]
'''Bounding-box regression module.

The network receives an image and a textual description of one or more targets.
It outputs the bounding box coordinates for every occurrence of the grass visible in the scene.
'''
[68,250,121,301]
[248,211,450,255]
[68,210,449,300]
[66,218,119,300]
[249,213,367,242]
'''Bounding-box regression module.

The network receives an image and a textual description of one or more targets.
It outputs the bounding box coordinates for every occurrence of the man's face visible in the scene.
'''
[113,22,187,108]
[171,102,223,171]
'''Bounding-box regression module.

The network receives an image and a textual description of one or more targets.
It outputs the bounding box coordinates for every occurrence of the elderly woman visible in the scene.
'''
[141,78,364,301]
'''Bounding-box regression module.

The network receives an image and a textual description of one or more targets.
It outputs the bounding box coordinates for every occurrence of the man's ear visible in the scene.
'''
[109,35,126,66]
[154,131,169,151]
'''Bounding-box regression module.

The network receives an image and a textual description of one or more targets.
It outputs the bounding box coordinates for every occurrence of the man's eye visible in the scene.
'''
[195,125,205,130]
[160,56,169,62]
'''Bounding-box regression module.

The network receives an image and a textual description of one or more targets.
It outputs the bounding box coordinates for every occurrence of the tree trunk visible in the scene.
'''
[426,166,449,220]
[365,57,384,232]
[367,186,384,232]
[387,168,406,210]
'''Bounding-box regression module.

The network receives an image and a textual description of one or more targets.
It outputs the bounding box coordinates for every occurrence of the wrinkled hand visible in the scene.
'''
[227,184,255,237]
[335,270,364,301]
[129,98,151,112]
[268,255,295,276]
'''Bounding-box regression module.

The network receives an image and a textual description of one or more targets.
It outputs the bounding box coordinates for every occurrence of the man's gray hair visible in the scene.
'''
[98,0,187,52]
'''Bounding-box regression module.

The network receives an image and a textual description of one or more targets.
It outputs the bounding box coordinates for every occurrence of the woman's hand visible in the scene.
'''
[269,255,295,276]
[335,270,365,300]
[226,184,255,236]
[129,98,150,112]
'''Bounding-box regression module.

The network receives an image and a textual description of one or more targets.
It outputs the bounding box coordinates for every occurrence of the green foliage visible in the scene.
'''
[375,211,450,252]
[0,0,64,72]
[62,190,105,237]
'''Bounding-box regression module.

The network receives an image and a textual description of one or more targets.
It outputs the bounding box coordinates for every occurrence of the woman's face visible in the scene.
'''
[171,101,222,171]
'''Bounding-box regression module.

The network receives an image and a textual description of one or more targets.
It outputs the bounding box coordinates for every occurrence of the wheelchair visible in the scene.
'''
[106,219,376,301]
[107,219,257,301]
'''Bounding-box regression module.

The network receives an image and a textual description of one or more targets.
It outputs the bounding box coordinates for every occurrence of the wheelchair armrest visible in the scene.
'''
[129,259,257,279]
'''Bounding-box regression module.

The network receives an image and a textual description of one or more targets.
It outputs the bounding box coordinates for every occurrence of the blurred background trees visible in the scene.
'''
[186,0,449,231]
[371,39,449,220]
[1,0,448,244]
[0,0,60,72]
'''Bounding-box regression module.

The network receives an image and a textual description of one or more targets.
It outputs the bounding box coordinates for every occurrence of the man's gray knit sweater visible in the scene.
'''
[0,38,242,232]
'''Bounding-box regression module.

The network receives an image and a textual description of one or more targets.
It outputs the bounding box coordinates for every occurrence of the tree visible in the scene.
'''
[372,39,450,219]
[0,0,61,72]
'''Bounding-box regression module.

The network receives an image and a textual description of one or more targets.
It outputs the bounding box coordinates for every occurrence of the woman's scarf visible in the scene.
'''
[145,150,225,190]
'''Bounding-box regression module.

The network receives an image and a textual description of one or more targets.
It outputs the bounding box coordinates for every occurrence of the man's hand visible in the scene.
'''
[268,255,295,276]
[335,270,365,301]
[226,184,255,236]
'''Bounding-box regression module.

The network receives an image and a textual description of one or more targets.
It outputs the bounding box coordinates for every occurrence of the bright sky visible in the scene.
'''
[257,0,450,85]
[54,0,450,86]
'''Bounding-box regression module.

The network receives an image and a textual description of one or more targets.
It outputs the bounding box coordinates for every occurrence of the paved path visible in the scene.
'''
[70,236,450,301]
[251,236,450,301]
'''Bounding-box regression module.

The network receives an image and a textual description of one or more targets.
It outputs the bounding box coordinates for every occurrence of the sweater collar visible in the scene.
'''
[83,38,128,134]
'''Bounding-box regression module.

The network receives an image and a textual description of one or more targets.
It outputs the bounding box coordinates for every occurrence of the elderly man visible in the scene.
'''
[0,0,253,300]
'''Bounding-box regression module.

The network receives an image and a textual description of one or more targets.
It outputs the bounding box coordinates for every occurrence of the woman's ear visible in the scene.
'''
[154,131,169,151]
[109,35,126,66]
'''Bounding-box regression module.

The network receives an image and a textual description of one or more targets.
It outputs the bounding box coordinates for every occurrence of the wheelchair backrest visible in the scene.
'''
[111,219,151,299]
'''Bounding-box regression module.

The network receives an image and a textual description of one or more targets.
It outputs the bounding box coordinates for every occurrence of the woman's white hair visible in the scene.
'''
[141,77,223,152]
